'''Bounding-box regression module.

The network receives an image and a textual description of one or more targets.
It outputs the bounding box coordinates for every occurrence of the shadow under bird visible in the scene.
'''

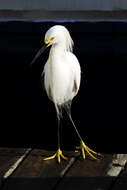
[31,25,102,163]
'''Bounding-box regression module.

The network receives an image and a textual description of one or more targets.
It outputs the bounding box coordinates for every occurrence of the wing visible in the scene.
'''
[73,79,78,94]
[68,52,81,95]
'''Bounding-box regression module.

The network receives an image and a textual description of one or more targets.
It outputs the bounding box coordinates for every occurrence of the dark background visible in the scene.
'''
[0,21,127,153]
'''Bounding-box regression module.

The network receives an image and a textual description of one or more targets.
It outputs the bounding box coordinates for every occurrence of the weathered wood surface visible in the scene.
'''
[0,148,30,178]
[110,160,127,190]
[0,148,127,190]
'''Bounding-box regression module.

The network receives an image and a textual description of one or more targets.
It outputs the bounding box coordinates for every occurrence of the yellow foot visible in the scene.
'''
[43,148,68,163]
[76,140,102,160]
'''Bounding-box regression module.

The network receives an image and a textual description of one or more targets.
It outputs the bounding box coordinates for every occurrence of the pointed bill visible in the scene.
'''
[30,43,47,65]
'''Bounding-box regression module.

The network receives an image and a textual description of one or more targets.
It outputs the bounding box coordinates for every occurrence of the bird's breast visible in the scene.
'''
[45,55,74,105]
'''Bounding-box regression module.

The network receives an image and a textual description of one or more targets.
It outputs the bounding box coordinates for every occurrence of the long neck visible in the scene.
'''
[49,44,66,60]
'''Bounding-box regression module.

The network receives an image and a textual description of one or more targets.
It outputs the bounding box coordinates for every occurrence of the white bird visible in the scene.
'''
[31,25,101,163]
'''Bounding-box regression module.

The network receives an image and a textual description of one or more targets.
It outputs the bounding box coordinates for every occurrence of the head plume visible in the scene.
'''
[45,25,74,52]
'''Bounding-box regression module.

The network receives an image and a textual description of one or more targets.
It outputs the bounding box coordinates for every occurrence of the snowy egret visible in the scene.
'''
[31,25,101,163]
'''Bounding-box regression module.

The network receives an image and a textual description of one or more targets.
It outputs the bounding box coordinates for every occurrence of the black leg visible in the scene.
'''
[64,101,82,141]
[64,102,100,160]
[68,113,82,142]
[57,116,60,149]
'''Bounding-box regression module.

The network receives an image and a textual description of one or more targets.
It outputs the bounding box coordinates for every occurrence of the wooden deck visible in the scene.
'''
[0,148,127,190]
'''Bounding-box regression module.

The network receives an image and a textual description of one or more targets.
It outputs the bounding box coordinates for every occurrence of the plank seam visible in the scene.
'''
[3,148,32,179]
[52,155,80,190]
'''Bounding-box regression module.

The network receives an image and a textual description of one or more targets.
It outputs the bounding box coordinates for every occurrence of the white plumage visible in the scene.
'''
[31,25,100,163]
[44,47,80,104]
[43,25,81,115]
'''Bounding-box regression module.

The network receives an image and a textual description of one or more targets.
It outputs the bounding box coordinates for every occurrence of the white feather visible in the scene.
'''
[43,25,81,116]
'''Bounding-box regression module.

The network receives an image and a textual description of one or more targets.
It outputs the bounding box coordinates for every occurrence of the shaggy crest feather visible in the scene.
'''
[45,25,74,52]
[63,26,74,52]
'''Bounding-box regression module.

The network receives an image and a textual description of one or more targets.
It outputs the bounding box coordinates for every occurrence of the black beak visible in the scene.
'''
[30,43,48,65]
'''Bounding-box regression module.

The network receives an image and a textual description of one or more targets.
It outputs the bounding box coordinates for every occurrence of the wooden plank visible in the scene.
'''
[0,148,29,178]
[0,148,31,189]
[2,149,79,190]
[58,154,114,177]
[2,149,126,190]
[55,154,116,190]
[107,154,127,177]
[110,155,127,190]
[3,149,32,179]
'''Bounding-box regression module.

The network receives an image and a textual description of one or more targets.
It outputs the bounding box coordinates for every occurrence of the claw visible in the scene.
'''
[43,153,56,161]
[81,147,85,159]
[76,140,103,160]
[43,148,67,163]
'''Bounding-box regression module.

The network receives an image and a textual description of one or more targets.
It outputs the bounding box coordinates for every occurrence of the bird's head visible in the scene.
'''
[30,25,73,65]
[44,25,74,51]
